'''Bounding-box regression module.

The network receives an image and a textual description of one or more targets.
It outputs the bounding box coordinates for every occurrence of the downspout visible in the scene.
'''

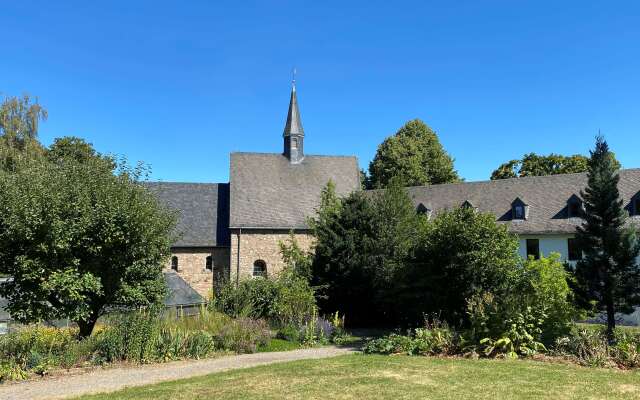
[236,228,242,287]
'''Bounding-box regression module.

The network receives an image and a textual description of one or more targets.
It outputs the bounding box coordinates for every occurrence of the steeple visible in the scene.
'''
[283,77,304,163]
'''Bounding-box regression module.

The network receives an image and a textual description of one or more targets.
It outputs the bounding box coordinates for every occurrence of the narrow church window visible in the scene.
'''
[171,256,178,271]
[526,239,540,260]
[205,256,213,271]
[291,137,298,150]
[253,260,267,278]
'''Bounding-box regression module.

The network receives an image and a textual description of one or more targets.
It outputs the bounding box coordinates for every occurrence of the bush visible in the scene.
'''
[553,327,640,368]
[214,275,316,328]
[363,319,459,356]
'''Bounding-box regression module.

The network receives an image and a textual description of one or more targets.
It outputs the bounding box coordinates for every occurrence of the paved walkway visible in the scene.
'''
[0,346,356,400]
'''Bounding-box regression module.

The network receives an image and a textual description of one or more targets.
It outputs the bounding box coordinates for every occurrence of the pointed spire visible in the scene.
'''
[283,78,304,137]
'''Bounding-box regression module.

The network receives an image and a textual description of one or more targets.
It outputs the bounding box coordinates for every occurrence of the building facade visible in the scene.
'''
[151,83,640,299]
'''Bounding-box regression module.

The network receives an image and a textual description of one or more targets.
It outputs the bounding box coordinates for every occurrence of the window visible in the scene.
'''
[526,239,540,259]
[513,205,525,220]
[567,196,583,218]
[511,198,528,220]
[291,137,298,150]
[568,238,582,261]
[253,260,267,278]
[171,256,178,271]
[205,256,213,271]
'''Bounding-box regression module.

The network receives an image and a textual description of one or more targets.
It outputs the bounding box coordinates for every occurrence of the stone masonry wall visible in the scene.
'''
[229,229,314,283]
[164,247,230,298]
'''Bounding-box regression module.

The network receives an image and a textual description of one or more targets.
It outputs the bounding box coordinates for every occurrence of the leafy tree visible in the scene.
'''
[405,207,521,326]
[571,136,640,341]
[0,94,47,172]
[310,179,424,325]
[48,136,114,168]
[310,188,378,325]
[368,119,459,188]
[279,232,313,281]
[491,153,589,180]
[0,157,177,337]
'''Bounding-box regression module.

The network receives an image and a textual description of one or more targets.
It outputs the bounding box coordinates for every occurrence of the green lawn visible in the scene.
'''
[77,354,640,400]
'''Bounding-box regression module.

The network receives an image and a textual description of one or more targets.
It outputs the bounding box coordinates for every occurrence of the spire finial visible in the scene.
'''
[292,67,297,90]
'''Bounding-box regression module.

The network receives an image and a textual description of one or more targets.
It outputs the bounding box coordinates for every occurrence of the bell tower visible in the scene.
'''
[283,78,304,164]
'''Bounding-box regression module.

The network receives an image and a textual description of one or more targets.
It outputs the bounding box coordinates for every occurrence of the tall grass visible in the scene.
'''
[0,308,271,382]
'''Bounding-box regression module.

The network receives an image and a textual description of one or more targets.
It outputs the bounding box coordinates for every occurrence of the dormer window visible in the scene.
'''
[633,194,640,216]
[567,195,584,218]
[511,198,529,220]
[416,203,432,219]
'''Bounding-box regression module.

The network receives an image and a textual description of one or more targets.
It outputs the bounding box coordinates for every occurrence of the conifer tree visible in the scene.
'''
[573,136,640,340]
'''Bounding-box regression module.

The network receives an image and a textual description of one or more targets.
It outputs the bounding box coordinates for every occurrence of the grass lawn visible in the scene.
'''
[76,354,640,400]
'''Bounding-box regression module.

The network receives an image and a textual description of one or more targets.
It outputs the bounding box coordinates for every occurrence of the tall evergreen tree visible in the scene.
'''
[573,136,640,340]
[368,119,459,189]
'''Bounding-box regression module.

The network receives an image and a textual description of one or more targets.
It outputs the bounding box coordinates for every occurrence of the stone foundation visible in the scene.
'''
[164,247,230,298]
[229,229,314,282]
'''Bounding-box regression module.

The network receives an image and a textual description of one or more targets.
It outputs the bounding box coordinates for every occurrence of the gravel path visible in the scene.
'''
[0,346,356,400]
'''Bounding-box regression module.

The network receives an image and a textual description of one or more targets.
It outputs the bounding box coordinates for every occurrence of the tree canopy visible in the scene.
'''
[490,153,589,180]
[367,119,459,189]
[0,94,47,172]
[0,137,177,337]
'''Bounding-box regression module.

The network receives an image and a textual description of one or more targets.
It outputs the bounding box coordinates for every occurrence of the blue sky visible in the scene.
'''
[2,1,639,183]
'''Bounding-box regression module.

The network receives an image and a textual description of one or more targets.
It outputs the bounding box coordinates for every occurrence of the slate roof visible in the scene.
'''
[230,152,360,228]
[402,169,640,235]
[145,182,230,247]
[164,272,206,307]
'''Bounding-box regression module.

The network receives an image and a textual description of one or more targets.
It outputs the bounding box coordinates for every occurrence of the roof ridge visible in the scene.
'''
[398,168,640,191]
[231,151,357,159]
[145,181,227,186]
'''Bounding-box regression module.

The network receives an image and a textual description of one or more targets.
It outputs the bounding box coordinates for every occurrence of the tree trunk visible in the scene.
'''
[77,315,98,338]
[605,288,616,344]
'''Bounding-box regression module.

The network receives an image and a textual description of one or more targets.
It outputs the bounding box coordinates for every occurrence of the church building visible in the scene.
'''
[148,82,360,297]
[150,83,640,300]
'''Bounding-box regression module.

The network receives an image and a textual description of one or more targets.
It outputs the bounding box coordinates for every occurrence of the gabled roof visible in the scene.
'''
[230,152,360,228]
[164,272,206,307]
[145,182,230,247]
[403,169,640,235]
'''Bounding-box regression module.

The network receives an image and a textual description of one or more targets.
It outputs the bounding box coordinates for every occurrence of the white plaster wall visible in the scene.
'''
[518,234,573,261]
[517,234,640,265]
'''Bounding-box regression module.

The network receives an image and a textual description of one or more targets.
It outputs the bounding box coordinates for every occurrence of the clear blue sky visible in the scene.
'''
[2,1,639,183]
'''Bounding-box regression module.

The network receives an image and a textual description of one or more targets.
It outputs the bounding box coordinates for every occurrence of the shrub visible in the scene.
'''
[553,327,640,368]
[214,318,270,353]
[214,275,316,328]
[553,328,612,367]
[363,319,459,356]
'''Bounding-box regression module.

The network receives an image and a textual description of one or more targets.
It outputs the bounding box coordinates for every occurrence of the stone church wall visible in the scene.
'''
[164,247,230,298]
[229,229,314,283]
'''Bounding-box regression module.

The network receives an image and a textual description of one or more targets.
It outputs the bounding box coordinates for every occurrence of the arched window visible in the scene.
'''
[205,256,213,271]
[253,260,267,278]
[171,256,178,271]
